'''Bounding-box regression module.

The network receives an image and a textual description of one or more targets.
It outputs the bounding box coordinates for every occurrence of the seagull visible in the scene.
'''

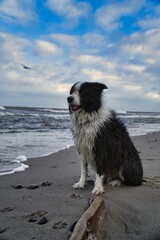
[21,64,32,70]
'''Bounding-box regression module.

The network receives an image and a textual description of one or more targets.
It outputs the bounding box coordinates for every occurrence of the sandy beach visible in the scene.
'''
[0,132,160,240]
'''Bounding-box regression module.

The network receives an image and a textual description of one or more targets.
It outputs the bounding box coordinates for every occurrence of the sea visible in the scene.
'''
[0,106,160,176]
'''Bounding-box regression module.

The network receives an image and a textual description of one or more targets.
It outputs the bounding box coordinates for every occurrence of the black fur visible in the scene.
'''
[68,82,143,188]
[79,82,107,113]
[94,111,143,186]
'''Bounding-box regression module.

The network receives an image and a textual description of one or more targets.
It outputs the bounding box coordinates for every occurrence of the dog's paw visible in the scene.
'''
[92,186,104,195]
[108,179,122,187]
[72,182,85,189]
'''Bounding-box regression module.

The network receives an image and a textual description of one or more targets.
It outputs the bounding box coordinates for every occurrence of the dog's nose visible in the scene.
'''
[67,96,74,103]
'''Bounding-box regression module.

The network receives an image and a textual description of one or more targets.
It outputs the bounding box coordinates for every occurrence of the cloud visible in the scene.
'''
[0,0,37,24]
[1,28,160,107]
[138,4,160,30]
[46,0,91,26]
[34,40,63,55]
[0,32,30,64]
[147,91,160,100]
[124,85,142,92]
[50,32,109,59]
[125,64,145,73]
[81,68,107,82]
[50,33,79,47]
[0,0,160,111]
[109,28,160,102]
[0,31,81,99]
[95,0,145,31]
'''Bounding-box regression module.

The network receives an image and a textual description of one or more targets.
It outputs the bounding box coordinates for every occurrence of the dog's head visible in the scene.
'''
[67,82,108,113]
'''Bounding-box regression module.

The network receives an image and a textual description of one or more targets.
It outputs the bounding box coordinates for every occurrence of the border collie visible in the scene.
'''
[67,82,143,195]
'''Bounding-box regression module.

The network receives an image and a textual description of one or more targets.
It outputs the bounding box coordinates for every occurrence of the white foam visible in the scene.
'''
[66,144,72,149]
[60,144,74,151]
[0,163,29,176]
[36,144,74,157]
[43,113,69,119]
[0,112,13,116]
[0,155,28,176]
[42,108,69,114]
[14,163,29,172]
[12,160,21,163]
[129,123,160,136]
[121,114,160,119]
[0,106,6,110]
[29,113,40,117]
[16,155,27,162]
[54,114,69,119]
[116,110,127,114]
[0,170,16,176]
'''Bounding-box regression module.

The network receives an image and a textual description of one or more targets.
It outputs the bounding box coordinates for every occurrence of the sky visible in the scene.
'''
[0,0,160,111]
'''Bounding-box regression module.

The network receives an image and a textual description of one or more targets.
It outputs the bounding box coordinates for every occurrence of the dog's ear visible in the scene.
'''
[70,82,81,94]
[92,82,108,92]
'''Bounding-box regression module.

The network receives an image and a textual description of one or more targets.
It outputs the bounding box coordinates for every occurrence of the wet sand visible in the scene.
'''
[0,132,160,240]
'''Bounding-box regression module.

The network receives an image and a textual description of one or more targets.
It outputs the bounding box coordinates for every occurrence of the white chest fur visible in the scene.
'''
[70,106,111,167]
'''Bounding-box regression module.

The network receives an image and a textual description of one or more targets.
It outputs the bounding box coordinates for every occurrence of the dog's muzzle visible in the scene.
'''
[67,96,74,103]
[67,96,81,112]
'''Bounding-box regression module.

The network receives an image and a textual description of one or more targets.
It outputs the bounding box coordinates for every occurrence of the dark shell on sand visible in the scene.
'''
[37,216,48,225]
[0,227,6,233]
[27,184,39,190]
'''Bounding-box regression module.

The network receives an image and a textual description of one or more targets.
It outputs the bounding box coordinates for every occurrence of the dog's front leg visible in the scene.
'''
[72,159,87,189]
[92,174,105,195]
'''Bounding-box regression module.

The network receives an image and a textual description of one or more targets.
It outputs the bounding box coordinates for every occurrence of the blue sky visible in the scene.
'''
[0,0,160,111]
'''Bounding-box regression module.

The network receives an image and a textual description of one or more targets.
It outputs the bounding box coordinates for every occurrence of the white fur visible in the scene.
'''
[92,174,105,195]
[72,160,87,188]
[70,96,111,195]
[108,179,122,187]
[69,82,81,106]
[71,103,111,168]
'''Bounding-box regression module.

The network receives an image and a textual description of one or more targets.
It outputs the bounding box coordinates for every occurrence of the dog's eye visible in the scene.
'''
[79,90,86,96]
[79,88,85,94]
[70,87,75,93]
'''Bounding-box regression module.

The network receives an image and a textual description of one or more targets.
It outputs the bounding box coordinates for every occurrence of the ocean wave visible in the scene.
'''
[121,114,160,119]
[54,114,70,119]
[0,130,23,134]
[0,163,29,176]
[129,123,160,136]
[0,107,159,177]
[42,113,69,119]
[42,108,69,114]
[27,113,40,117]
[0,106,6,110]
[16,155,27,162]
[0,111,13,116]
[116,110,127,114]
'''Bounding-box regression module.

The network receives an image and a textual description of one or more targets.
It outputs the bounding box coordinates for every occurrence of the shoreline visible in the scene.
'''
[0,131,160,240]
[0,144,74,177]
[0,130,160,177]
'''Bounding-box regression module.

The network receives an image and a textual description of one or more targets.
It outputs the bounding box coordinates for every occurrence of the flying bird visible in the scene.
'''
[21,64,32,70]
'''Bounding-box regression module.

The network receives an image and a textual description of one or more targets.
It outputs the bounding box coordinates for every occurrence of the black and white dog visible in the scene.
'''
[67,82,143,195]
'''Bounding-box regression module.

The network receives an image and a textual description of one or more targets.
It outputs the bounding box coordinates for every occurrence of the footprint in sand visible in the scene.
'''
[0,207,14,213]
[70,193,83,199]
[12,182,52,190]
[23,210,48,224]
[143,177,160,188]
[53,221,67,229]
[41,181,52,187]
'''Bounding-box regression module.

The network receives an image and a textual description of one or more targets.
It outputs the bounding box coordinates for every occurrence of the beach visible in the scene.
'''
[0,132,160,240]
[1,106,160,176]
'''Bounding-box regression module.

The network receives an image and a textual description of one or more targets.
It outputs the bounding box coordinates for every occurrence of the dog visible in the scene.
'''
[67,82,143,195]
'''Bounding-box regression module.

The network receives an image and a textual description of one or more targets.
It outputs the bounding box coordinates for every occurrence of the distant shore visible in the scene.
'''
[0,132,160,240]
